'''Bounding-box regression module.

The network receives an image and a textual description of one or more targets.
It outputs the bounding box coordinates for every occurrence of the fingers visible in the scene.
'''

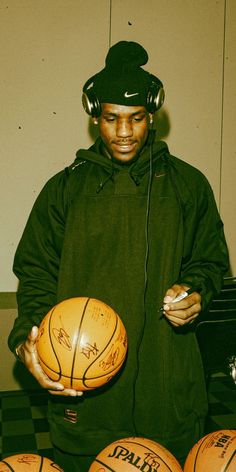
[48,388,83,397]
[26,350,83,396]
[163,284,190,303]
[164,293,201,313]
[164,308,199,327]
[29,361,83,396]
[28,325,39,342]
[23,326,38,358]
[162,285,201,327]
[29,359,63,391]
[20,327,84,396]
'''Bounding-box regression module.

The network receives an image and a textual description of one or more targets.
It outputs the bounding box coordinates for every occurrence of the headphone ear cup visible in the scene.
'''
[146,79,165,113]
[82,89,101,117]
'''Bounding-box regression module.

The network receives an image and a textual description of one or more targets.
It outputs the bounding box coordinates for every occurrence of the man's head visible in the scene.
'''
[82,41,164,162]
[82,41,164,118]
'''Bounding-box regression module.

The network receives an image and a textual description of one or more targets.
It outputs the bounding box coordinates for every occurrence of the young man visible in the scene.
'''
[8,41,229,471]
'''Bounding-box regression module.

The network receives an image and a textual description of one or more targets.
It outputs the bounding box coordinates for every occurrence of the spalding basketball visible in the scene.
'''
[88,437,183,471]
[184,429,236,471]
[0,454,63,471]
[36,297,128,391]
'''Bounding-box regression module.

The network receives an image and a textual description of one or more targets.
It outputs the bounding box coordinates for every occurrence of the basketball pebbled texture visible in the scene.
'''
[88,436,183,471]
[36,297,128,390]
[184,429,236,471]
[0,453,63,471]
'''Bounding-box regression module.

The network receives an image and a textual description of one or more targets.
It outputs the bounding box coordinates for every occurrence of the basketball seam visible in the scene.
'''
[192,435,209,471]
[110,439,177,471]
[82,309,119,388]
[29,360,126,382]
[0,460,15,471]
[38,298,127,391]
[94,458,116,472]
[190,432,236,472]
[224,447,236,471]
[49,305,62,381]
[39,455,44,472]
[70,297,90,389]
[31,358,126,382]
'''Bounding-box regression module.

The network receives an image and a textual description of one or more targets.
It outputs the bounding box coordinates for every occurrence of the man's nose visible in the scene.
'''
[116,120,133,138]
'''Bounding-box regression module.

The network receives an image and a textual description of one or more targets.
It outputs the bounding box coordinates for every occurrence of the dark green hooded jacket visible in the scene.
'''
[8,136,229,462]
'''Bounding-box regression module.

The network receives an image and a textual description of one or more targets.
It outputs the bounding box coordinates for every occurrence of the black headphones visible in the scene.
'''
[82,74,165,118]
[146,75,165,114]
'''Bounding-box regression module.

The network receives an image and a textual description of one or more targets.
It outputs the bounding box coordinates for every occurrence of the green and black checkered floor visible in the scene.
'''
[0,389,54,462]
[0,374,235,462]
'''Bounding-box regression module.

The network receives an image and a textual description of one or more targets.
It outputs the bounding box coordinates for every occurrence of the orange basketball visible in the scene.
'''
[36,297,128,391]
[0,454,63,471]
[88,436,183,471]
[184,429,236,471]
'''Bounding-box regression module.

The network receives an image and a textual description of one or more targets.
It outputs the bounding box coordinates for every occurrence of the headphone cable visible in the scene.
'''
[132,123,154,434]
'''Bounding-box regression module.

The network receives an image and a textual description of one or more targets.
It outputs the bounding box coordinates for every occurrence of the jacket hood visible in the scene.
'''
[74,131,169,190]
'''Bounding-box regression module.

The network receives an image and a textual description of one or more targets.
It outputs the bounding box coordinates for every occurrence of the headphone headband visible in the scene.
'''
[82,74,165,118]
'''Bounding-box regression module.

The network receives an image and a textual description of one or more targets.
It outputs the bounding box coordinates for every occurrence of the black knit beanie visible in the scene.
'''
[83,41,155,107]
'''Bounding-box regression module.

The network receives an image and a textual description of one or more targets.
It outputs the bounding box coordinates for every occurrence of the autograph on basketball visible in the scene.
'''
[144,452,161,468]
[108,445,162,471]
[17,455,38,465]
[51,313,72,350]
[81,341,99,359]
[99,344,119,371]
[52,328,72,350]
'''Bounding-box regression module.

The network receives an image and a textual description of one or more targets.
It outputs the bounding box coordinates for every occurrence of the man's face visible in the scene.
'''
[95,103,152,163]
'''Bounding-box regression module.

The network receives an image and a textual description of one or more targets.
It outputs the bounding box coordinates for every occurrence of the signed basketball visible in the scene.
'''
[0,453,63,471]
[184,429,236,471]
[36,297,128,391]
[88,436,183,471]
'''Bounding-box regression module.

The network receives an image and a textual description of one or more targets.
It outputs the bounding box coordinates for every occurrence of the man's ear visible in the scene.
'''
[92,117,99,125]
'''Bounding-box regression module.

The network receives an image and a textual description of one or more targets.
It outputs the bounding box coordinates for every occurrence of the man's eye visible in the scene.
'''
[133,115,145,122]
[105,117,115,122]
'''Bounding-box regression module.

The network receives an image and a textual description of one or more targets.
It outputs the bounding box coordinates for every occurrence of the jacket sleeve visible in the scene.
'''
[176,169,229,312]
[8,170,68,353]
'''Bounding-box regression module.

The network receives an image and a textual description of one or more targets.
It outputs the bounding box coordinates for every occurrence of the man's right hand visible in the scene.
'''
[16,326,83,397]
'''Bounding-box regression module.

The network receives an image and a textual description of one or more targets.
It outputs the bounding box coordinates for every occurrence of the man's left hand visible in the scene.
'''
[162,284,201,327]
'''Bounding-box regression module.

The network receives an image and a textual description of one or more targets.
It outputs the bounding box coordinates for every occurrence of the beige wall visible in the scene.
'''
[0,305,40,391]
[221,0,236,275]
[0,0,235,390]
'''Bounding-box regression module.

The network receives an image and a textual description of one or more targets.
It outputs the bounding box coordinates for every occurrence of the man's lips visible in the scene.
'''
[112,141,136,152]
